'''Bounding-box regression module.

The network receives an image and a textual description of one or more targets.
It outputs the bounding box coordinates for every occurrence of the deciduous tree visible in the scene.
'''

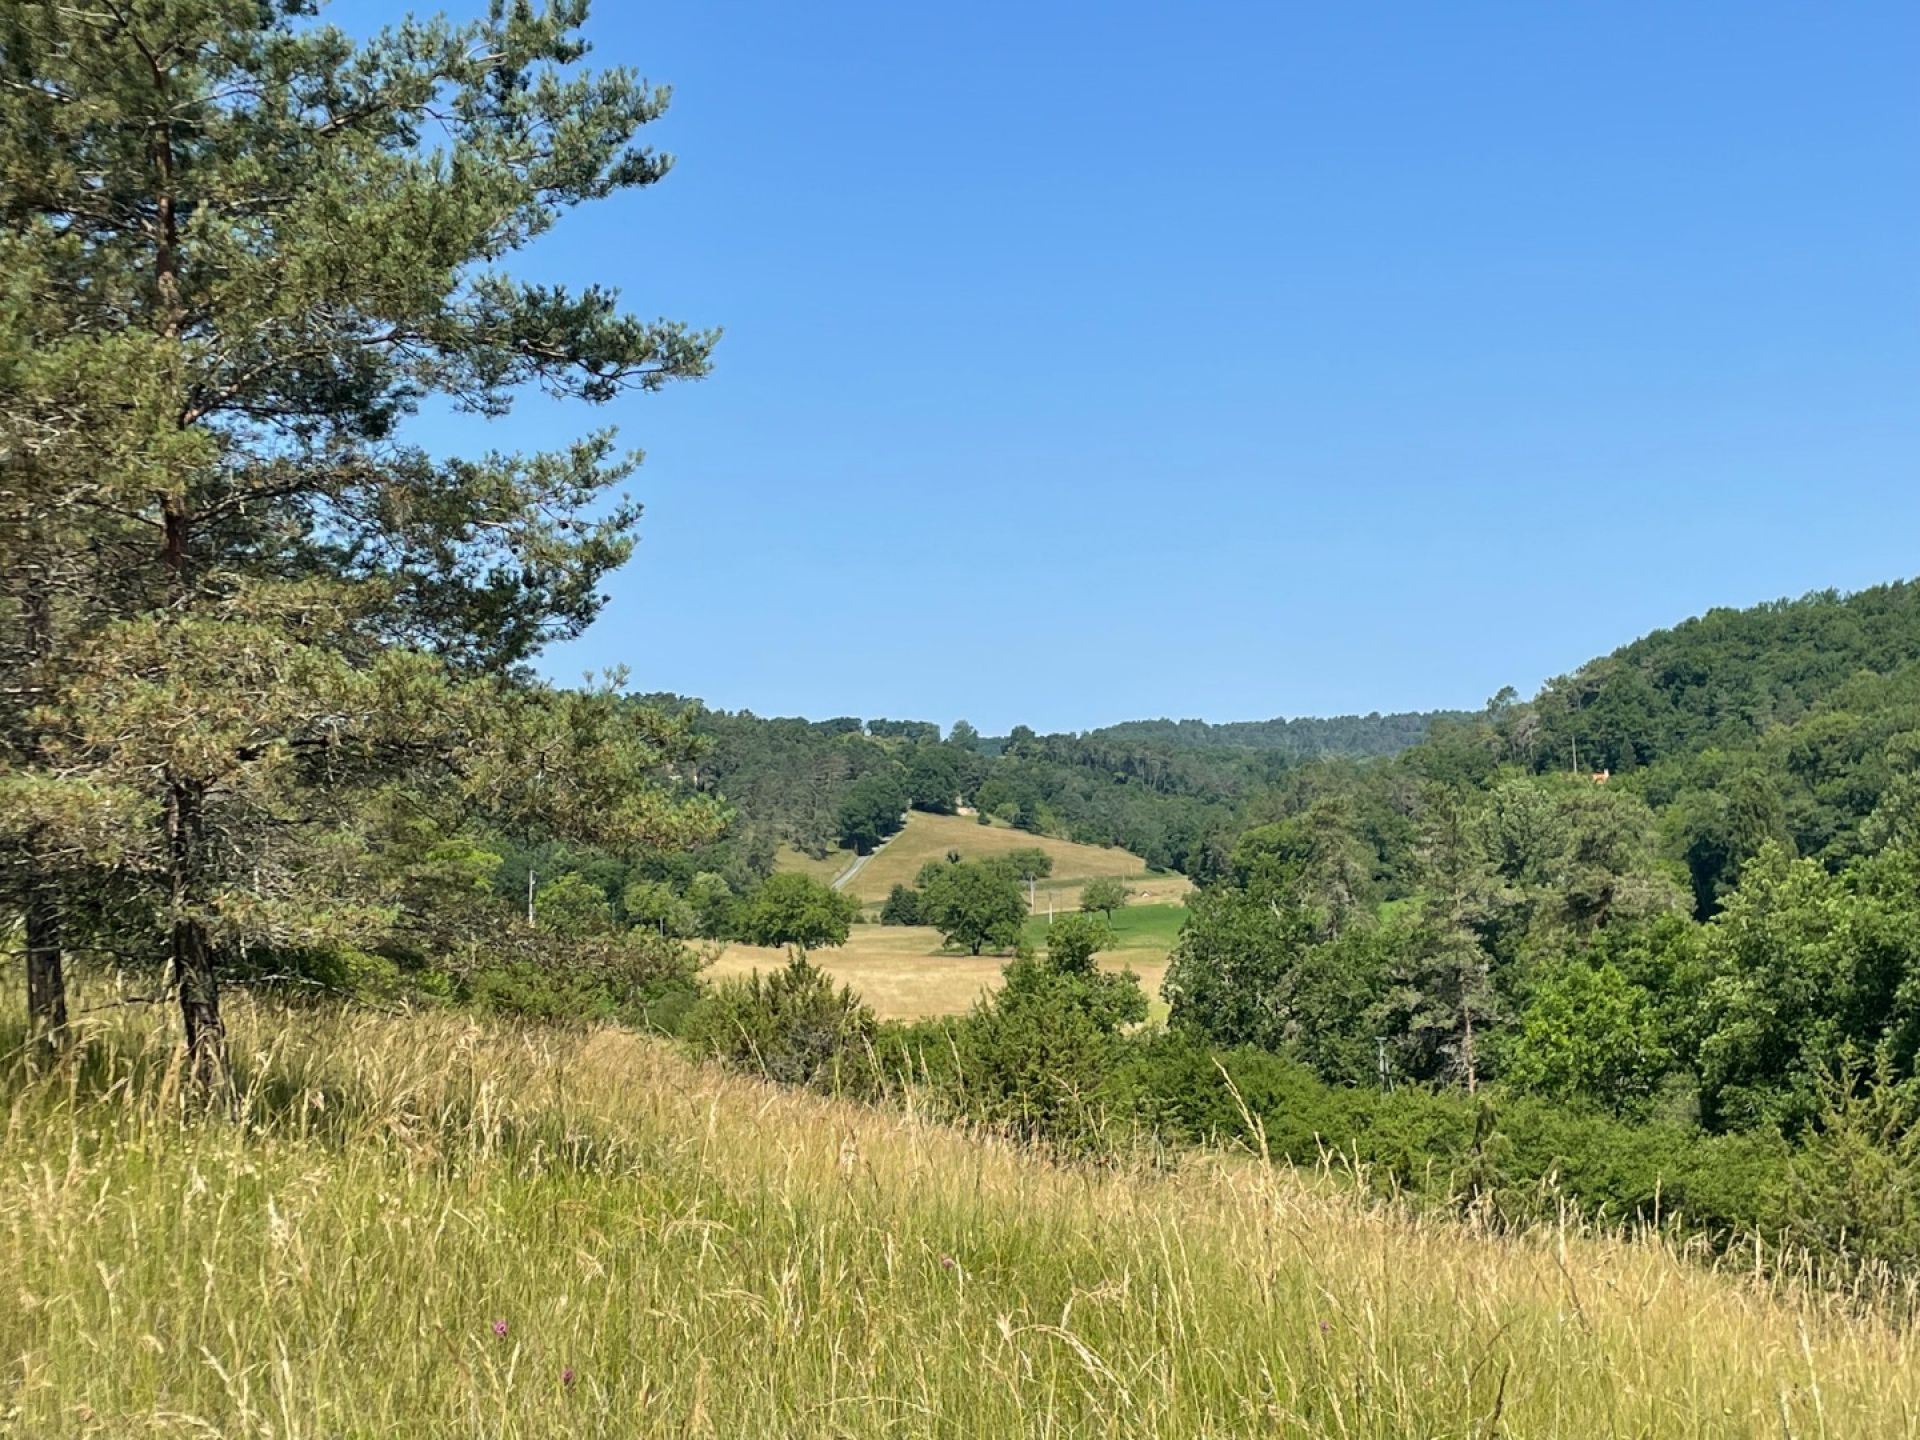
[921,861,1026,956]
[1080,875,1131,921]
[738,873,858,954]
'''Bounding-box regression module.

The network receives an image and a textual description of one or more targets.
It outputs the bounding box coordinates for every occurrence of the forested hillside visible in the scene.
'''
[1502,580,1920,908]
[639,584,1920,914]
[1090,709,1467,755]
[1522,581,1920,774]
[635,697,1446,878]
[1116,582,1920,1202]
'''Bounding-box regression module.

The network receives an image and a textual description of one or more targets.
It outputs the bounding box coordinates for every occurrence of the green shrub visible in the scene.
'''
[948,961,1138,1151]
[458,929,704,1033]
[681,954,877,1095]
[879,884,923,926]
[1121,1033,1794,1244]
[1781,1057,1920,1271]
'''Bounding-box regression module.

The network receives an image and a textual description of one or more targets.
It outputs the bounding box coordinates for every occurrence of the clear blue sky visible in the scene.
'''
[338,0,1919,734]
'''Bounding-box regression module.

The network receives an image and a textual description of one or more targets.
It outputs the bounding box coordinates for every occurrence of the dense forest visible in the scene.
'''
[629,697,1456,878]
[1089,709,1468,756]
[1148,582,1920,1132]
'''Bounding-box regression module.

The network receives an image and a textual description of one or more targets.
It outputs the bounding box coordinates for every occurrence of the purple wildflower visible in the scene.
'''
[491,1319,509,1339]
[562,1367,576,1387]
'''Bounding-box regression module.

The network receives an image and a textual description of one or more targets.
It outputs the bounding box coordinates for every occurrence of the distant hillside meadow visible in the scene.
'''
[713,810,1189,1019]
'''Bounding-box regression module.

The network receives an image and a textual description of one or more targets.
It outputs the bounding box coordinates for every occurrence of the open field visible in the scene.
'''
[5,999,1919,1438]
[1021,899,1187,960]
[769,813,1189,911]
[772,842,855,887]
[1032,868,1193,908]
[840,811,1187,904]
[706,915,1178,1020]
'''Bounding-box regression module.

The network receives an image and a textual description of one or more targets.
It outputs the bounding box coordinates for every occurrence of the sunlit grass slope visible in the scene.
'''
[707,908,1183,1020]
[843,811,1187,904]
[772,841,856,887]
[4,1002,1916,1437]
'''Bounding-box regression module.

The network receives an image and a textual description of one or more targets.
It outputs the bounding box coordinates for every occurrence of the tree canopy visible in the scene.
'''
[921,861,1027,956]
[738,873,859,954]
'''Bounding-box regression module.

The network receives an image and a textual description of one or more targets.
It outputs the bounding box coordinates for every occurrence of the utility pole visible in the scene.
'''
[1375,1036,1391,1093]
[526,869,536,924]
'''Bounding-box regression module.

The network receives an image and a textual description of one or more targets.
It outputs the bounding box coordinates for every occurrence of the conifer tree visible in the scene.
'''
[0,0,720,1087]
[1392,789,1501,1090]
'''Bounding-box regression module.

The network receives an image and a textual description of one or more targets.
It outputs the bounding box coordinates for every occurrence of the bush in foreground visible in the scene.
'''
[680,953,877,1094]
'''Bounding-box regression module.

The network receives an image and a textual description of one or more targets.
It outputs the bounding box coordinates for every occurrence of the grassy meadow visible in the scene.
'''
[706,905,1184,1021]
[706,925,1020,1017]
[5,999,1919,1437]
[1020,899,1187,958]
[771,842,857,888]
[749,813,1190,1022]
[821,812,1187,906]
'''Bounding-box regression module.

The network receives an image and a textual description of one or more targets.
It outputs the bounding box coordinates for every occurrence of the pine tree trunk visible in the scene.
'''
[175,912,228,1098]
[1462,1003,1477,1094]
[168,781,230,1102]
[159,434,226,1095]
[20,582,70,1049]
[24,865,67,1054]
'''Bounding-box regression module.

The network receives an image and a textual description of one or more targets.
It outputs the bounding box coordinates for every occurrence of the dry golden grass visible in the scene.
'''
[706,925,1171,1020]
[773,842,856,886]
[845,811,1186,904]
[5,999,1920,1437]
[753,815,1191,1021]
[1070,870,1193,906]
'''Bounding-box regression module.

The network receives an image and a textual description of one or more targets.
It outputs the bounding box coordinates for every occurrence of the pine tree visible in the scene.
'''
[1392,789,1501,1090]
[0,0,719,1089]
[0,236,167,1050]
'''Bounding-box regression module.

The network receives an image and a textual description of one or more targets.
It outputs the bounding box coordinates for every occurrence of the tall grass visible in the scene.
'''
[3,999,1917,1437]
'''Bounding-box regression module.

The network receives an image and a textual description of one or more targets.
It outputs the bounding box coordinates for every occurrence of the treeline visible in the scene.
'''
[642,703,1371,875]
[1089,709,1468,756]
[614,695,1471,886]
[634,700,906,859]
